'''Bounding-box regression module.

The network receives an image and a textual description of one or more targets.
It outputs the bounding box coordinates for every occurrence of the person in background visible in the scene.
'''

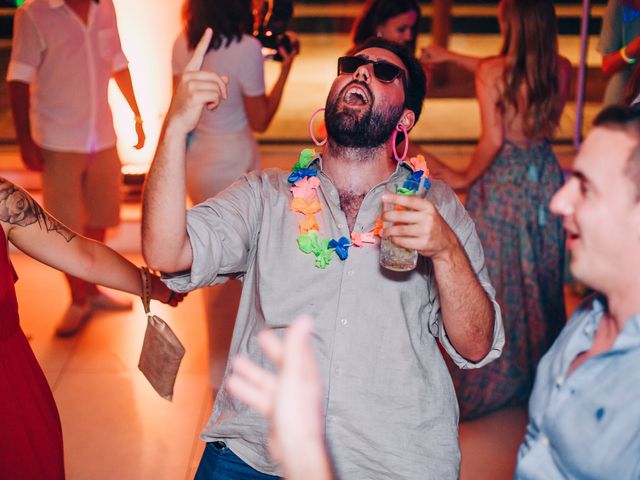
[172,0,298,389]
[7,0,146,337]
[421,0,572,420]
[515,105,640,479]
[599,0,640,106]
[172,0,298,202]
[0,177,182,479]
[350,0,421,54]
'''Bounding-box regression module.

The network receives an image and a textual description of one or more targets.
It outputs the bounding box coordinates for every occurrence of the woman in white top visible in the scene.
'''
[172,0,298,389]
[172,0,297,204]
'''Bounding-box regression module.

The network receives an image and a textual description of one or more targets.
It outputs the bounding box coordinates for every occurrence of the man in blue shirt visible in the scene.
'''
[515,105,640,479]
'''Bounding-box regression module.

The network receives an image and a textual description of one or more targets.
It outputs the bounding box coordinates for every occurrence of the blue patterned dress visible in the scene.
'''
[451,140,567,420]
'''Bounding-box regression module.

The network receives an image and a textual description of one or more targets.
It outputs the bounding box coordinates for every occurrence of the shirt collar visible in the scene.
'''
[586,293,640,352]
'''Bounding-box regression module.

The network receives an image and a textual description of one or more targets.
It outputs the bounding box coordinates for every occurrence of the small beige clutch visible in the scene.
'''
[137,268,185,401]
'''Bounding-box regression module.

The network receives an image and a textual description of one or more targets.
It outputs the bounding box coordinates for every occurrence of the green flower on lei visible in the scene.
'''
[297,231,333,269]
[292,148,316,172]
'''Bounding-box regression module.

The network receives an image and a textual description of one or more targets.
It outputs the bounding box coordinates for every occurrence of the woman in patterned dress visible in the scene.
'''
[421,0,573,419]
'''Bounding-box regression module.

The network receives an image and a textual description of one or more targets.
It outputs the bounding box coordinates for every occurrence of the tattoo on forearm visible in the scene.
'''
[0,178,76,242]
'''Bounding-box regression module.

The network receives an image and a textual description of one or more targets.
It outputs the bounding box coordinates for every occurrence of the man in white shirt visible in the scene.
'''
[7,0,145,336]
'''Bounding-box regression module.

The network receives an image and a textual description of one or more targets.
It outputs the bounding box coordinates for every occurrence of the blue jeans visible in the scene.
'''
[194,441,281,480]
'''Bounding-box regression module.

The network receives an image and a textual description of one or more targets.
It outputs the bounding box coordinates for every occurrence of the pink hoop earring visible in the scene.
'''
[391,123,408,162]
[309,108,327,146]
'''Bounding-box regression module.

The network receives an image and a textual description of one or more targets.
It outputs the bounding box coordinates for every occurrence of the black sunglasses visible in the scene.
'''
[337,56,407,88]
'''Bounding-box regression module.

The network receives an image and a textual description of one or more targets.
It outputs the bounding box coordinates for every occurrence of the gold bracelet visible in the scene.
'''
[134,115,143,124]
[620,46,637,65]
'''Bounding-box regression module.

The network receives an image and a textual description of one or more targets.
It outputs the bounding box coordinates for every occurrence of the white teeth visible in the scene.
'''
[346,87,368,104]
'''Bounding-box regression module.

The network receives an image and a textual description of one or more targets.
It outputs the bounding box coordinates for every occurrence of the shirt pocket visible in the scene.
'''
[97,28,118,61]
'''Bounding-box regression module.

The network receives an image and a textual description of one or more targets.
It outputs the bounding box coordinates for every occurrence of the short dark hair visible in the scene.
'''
[352,38,427,123]
[593,105,640,200]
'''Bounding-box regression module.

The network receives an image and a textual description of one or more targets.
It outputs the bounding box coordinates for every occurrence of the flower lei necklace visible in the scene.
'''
[289,148,431,269]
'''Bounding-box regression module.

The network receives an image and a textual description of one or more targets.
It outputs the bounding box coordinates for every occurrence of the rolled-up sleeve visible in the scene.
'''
[162,173,264,292]
[6,8,44,83]
[426,182,504,369]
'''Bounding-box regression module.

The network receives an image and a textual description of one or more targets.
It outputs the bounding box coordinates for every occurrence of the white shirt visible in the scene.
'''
[172,33,265,135]
[7,0,129,153]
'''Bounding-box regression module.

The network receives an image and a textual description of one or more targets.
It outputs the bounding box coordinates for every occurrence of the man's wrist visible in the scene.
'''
[285,444,333,480]
[163,118,190,139]
[429,235,462,268]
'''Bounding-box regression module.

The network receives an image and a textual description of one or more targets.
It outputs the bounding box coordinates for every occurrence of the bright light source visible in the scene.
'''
[110,0,182,172]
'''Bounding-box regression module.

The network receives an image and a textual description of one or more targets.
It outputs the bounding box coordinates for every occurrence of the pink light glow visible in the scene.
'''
[109,0,183,172]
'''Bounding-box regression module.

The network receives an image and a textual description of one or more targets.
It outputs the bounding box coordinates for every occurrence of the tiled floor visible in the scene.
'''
[13,252,212,480]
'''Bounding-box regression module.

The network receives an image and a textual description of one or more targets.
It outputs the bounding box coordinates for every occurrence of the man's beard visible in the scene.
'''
[324,82,404,149]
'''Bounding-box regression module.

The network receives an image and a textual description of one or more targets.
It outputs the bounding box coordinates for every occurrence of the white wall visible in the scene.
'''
[110,0,183,170]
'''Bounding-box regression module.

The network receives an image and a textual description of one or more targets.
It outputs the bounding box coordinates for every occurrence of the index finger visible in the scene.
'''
[185,28,212,72]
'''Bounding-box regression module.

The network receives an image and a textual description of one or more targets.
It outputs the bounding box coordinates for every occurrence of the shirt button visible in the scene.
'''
[335,367,342,375]
[341,318,348,326]
[541,436,550,447]
[347,270,355,277]
[337,223,344,229]
[555,376,564,387]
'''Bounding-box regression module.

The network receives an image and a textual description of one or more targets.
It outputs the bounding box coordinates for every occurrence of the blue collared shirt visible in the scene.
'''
[515,294,640,479]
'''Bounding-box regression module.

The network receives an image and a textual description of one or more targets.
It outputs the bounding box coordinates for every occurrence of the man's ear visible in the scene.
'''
[399,109,416,131]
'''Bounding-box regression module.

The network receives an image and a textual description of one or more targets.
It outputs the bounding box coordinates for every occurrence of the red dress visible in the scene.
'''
[0,227,65,479]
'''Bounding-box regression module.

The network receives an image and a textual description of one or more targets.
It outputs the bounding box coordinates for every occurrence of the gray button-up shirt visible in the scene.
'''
[164,156,504,479]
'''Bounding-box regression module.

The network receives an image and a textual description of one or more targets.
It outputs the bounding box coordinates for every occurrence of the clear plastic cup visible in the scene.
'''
[379,176,427,272]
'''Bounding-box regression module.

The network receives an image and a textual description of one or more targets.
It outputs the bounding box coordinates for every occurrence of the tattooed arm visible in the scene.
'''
[0,178,181,305]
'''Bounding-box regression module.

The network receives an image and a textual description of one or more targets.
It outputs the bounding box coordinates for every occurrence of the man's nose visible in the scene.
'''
[354,64,371,83]
[549,180,576,217]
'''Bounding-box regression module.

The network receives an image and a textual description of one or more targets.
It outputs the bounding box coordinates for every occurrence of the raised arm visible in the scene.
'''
[243,35,299,133]
[434,60,504,190]
[0,178,179,304]
[420,44,483,74]
[460,61,504,186]
[142,28,228,273]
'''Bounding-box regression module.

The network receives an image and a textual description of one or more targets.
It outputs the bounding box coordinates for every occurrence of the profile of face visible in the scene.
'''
[376,10,417,48]
[324,47,409,149]
[550,127,640,292]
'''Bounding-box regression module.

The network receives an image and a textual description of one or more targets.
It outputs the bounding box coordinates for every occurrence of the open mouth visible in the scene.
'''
[567,232,580,250]
[342,85,370,107]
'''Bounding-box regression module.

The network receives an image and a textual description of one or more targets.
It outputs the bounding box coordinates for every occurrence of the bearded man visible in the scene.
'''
[142,30,504,480]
